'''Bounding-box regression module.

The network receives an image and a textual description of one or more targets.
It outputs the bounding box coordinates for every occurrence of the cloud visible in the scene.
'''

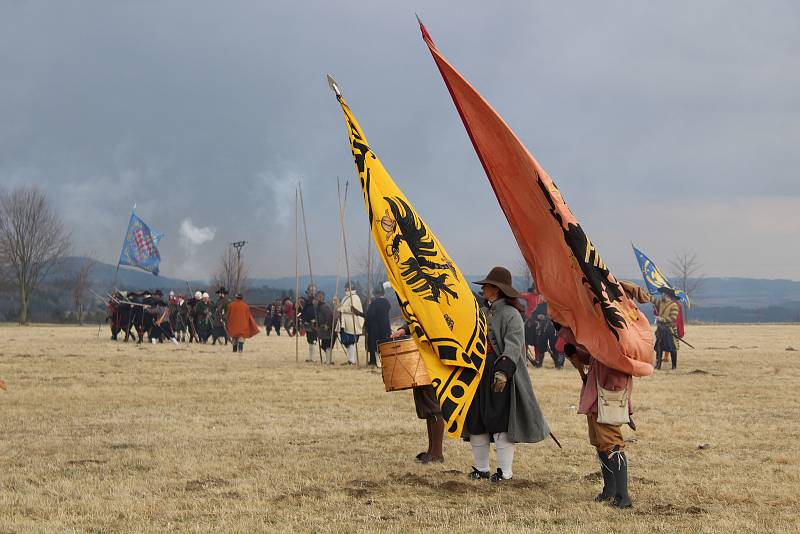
[2,1,798,280]
[257,167,299,227]
[179,218,216,247]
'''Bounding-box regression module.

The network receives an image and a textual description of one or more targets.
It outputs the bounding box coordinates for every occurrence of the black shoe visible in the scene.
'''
[609,448,632,508]
[490,468,512,482]
[233,343,238,353]
[595,451,616,502]
[468,467,490,480]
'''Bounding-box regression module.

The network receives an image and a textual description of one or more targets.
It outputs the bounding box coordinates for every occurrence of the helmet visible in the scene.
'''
[202,292,210,299]
[194,291,202,299]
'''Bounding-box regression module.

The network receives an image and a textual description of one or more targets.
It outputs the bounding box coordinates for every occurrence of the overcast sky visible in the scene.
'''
[1,1,798,281]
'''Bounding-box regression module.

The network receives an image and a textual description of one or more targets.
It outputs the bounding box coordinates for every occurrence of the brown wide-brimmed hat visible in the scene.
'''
[473,266,520,298]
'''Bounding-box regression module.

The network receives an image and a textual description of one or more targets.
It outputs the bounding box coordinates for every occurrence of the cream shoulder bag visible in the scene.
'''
[596,374,630,426]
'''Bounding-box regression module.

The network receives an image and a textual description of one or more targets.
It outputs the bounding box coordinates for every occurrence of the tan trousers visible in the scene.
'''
[587,413,624,453]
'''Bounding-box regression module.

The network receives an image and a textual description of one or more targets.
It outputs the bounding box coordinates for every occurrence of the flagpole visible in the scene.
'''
[330,179,344,363]
[100,203,134,338]
[298,182,323,363]
[364,219,372,361]
[338,178,359,367]
[294,187,300,363]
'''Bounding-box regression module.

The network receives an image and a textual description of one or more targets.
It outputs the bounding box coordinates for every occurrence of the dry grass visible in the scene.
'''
[1,323,798,533]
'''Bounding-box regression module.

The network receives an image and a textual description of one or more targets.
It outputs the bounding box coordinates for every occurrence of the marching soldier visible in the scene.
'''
[299,291,318,362]
[211,287,230,345]
[653,287,680,369]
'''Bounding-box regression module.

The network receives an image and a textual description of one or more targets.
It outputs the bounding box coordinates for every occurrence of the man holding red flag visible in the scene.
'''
[418,17,654,508]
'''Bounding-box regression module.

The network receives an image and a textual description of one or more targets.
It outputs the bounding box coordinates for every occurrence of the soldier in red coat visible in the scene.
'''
[227,294,260,353]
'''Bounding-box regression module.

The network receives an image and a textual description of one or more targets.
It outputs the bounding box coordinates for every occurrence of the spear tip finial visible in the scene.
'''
[326,74,342,97]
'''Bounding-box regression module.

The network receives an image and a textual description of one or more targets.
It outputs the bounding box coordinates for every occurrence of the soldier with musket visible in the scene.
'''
[211,287,230,345]
[194,292,212,343]
[107,292,122,340]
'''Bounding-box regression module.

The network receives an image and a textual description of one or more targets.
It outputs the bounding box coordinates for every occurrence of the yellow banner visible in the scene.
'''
[334,92,487,437]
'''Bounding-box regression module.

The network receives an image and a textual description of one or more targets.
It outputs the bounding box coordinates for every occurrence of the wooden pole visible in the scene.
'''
[298,182,323,363]
[294,187,299,363]
[330,180,345,363]
[364,224,373,359]
[337,179,359,367]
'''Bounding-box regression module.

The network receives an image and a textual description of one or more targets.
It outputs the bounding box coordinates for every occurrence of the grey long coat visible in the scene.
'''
[474,298,551,444]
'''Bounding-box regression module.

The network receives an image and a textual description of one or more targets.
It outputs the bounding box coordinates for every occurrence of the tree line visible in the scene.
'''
[0,184,386,325]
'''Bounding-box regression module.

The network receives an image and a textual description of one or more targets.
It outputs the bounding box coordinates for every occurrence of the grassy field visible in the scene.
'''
[0,323,798,533]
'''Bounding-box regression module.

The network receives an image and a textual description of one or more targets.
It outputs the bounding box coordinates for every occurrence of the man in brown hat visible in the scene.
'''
[465,266,550,482]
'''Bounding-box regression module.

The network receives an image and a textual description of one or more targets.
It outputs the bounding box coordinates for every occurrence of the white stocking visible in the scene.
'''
[494,432,515,479]
[470,433,491,472]
[346,344,356,364]
[307,343,316,361]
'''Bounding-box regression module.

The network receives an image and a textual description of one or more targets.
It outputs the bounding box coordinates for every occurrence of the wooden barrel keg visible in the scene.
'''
[377,336,432,392]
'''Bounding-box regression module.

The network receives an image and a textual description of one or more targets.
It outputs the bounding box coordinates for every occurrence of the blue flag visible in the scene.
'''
[118,211,162,276]
[632,244,690,307]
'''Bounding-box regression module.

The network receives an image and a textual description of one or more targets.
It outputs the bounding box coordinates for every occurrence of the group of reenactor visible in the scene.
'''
[296,283,382,366]
[263,298,296,336]
[520,283,685,371]
[106,287,233,345]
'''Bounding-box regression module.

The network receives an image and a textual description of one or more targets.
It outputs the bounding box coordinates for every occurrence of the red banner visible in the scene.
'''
[420,21,654,376]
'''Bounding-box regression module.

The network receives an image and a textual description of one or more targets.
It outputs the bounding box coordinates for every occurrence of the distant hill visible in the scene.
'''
[2,258,799,323]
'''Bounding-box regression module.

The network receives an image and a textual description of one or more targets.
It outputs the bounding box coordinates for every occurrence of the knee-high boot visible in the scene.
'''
[595,450,616,501]
[655,351,662,370]
[609,447,631,508]
[670,351,677,369]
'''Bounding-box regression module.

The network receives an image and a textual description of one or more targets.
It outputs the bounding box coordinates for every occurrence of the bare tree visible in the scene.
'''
[669,250,704,319]
[0,186,71,324]
[211,245,250,294]
[70,253,95,325]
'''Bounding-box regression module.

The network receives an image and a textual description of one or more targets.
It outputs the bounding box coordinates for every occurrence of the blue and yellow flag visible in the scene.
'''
[119,211,162,276]
[632,245,689,307]
[330,77,486,437]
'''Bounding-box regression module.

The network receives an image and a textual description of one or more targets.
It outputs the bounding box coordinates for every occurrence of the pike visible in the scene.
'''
[336,177,360,366]
[674,334,695,349]
[294,187,300,362]
[97,289,179,346]
[93,289,146,308]
[299,182,324,364]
